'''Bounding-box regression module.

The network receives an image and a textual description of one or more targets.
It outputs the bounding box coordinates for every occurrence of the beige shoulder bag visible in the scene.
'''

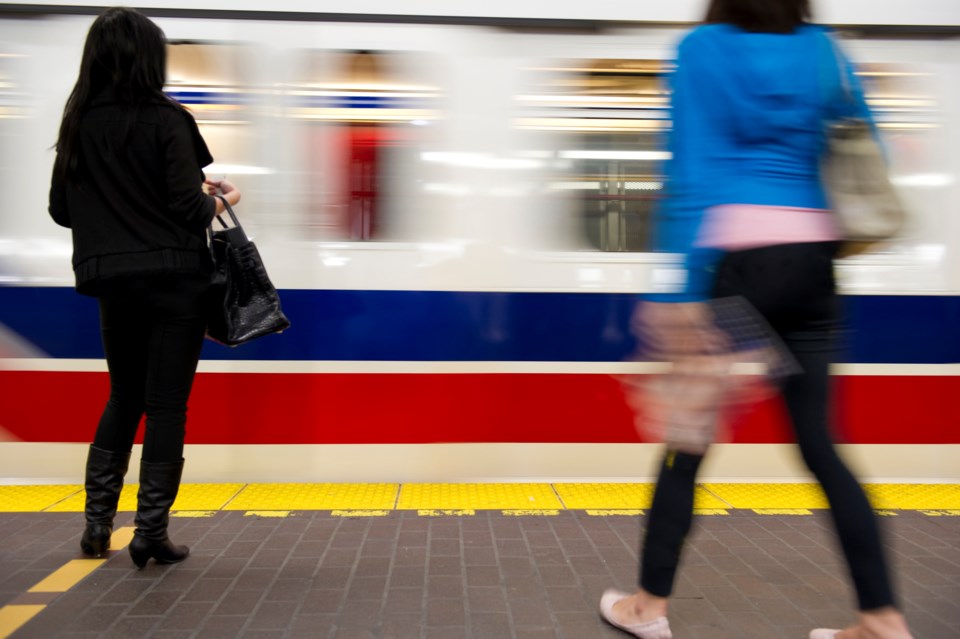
[820,34,906,249]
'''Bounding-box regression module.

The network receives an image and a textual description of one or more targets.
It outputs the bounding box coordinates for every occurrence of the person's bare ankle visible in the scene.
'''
[859,608,913,639]
[610,590,668,625]
[611,592,640,622]
[636,590,669,622]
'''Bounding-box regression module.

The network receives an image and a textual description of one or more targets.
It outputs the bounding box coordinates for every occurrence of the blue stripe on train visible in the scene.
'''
[164,91,423,109]
[0,287,957,364]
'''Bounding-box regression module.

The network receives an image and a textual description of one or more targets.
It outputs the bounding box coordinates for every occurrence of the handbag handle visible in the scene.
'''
[213,194,241,229]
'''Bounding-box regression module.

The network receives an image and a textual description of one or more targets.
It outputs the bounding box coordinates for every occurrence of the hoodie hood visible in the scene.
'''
[692,24,828,142]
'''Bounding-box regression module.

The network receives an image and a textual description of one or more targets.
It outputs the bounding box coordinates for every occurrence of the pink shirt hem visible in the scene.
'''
[695,204,840,251]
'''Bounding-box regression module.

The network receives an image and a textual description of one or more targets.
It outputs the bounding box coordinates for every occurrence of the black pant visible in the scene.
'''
[93,274,209,463]
[640,241,896,611]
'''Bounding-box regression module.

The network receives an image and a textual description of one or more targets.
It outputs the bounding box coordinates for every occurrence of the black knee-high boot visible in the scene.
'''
[128,459,189,568]
[81,445,131,557]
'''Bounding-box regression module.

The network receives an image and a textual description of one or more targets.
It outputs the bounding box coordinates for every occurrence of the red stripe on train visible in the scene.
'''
[1,371,956,444]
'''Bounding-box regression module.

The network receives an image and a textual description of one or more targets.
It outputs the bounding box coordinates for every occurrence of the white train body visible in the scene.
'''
[0,2,958,482]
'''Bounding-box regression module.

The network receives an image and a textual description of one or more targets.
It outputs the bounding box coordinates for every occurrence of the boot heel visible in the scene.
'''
[131,459,189,569]
[80,524,112,557]
[129,536,149,569]
[128,534,189,568]
[80,446,130,560]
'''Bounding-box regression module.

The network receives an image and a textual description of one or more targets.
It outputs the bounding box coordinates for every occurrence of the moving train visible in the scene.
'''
[0,0,958,483]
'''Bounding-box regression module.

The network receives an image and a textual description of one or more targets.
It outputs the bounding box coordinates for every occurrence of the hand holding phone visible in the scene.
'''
[204,176,241,212]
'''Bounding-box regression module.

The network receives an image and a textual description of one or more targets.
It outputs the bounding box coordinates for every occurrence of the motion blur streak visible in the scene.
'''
[0,11,958,481]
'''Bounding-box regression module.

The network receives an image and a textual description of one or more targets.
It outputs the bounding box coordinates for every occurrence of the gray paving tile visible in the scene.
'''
[247,599,300,630]
[469,611,512,638]
[0,509,956,638]
[194,614,251,637]
[98,615,161,639]
[299,587,347,615]
[288,613,337,638]
[424,597,465,626]
[466,586,508,614]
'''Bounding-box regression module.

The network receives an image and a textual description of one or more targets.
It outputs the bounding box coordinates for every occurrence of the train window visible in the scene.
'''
[0,51,25,120]
[859,61,947,244]
[292,50,437,241]
[0,49,24,169]
[517,59,670,252]
[0,44,31,262]
[519,54,949,264]
[165,42,258,209]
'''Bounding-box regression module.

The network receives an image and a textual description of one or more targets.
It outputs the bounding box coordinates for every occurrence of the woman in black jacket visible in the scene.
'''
[49,6,241,568]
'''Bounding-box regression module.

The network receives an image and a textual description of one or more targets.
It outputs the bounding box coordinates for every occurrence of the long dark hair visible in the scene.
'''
[53,7,183,182]
[705,0,811,33]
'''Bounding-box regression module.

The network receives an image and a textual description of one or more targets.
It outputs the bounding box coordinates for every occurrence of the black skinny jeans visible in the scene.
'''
[640,241,896,611]
[93,274,209,463]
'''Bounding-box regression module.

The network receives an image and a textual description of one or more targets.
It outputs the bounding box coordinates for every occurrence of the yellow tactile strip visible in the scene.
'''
[397,483,561,510]
[703,483,831,509]
[865,484,960,510]
[46,483,245,512]
[554,483,727,510]
[0,482,958,513]
[224,483,398,511]
[0,485,81,512]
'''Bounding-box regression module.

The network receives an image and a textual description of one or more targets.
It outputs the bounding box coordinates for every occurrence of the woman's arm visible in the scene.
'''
[649,32,725,303]
[205,178,241,214]
[163,110,217,229]
[48,161,71,228]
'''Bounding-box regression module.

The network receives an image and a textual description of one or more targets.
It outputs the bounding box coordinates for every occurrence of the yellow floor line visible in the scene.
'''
[0,605,45,639]
[109,526,136,550]
[0,527,135,637]
[28,560,106,593]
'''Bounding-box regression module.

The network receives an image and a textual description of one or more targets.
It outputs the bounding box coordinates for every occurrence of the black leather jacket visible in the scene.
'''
[49,92,216,295]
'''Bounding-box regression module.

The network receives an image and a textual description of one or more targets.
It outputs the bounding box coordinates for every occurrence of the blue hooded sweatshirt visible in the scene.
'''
[652,23,874,302]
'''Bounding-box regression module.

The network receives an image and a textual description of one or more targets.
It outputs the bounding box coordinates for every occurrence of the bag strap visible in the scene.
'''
[213,194,241,229]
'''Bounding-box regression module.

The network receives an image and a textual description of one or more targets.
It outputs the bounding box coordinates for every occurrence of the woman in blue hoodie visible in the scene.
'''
[599,1,914,638]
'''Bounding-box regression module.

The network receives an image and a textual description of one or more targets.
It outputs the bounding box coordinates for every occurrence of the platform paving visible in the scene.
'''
[1,509,958,639]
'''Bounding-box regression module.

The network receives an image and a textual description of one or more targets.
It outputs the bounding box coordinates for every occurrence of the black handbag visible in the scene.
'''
[206,195,290,346]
